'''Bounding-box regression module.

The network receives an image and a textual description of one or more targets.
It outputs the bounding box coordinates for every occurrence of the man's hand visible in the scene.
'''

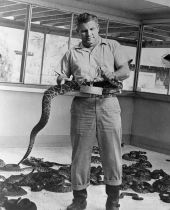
[100,66,116,81]
[56,74,72,85]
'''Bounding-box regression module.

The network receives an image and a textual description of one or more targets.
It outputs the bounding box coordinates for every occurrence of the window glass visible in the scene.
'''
[0,1,27,82]
[121,46,136,90]
[42,34,69,85]
[106,20,138,91]
[0,27,24,82]
[69,14,81,48]
[98,18,108,38]
[137,25,170,94]
[70,37,81,47]
[24,6,71,85]
[24,32,44,84]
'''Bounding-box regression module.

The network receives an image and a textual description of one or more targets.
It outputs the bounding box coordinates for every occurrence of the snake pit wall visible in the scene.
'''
[0,80,170,207]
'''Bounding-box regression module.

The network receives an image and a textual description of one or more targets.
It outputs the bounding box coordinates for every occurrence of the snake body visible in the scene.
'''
[17,80,122,166]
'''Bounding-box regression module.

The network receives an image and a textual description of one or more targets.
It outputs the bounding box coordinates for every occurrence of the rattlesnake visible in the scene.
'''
[0,79,122,172]
[17,79,122,166]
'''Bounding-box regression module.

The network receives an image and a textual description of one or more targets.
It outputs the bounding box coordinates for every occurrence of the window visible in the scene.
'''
[0,2,74,86]
[0,1,27,82]
[24,6,72,85]
[137,25,170,94]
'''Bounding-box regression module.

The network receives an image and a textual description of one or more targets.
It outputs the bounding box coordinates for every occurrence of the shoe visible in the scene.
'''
[67,189,87,210]
[105,185,120,210]
[67,199,87,210]
[106,199,120,210]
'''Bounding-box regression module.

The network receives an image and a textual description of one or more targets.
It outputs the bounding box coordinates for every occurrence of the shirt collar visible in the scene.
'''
[100,37,108,45]
[74,37,107,50]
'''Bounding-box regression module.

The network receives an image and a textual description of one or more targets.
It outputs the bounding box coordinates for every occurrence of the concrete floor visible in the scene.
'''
[0,145,170,210]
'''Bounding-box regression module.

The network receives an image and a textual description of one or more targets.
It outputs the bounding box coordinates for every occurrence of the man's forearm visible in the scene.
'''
[114,63,130,81]
[100,62,130,83]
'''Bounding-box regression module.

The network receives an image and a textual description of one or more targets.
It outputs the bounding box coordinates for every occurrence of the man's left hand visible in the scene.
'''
[100,66,116,81]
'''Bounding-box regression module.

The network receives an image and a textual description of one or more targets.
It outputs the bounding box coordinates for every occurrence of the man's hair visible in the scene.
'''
[75,12,98,32]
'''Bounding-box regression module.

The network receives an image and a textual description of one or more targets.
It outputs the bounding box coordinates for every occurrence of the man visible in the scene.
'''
[57,13,130,210]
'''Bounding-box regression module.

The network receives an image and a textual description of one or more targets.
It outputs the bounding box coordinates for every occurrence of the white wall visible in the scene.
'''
[1,89,169,155]
[131,97,170,154]
[0,89,73,147]
[0,90,133,148]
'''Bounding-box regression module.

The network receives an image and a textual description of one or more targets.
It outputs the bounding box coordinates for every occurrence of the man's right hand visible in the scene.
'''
[56,74,73,85]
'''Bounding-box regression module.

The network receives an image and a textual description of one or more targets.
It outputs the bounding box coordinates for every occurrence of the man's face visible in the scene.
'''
[78,20,99,48]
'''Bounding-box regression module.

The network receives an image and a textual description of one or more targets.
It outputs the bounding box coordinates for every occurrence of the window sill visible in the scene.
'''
[118,90,170,103]
[0,82,49,93]
[134,91,170,102]
[0,83,135,96]
[0,83,170,102]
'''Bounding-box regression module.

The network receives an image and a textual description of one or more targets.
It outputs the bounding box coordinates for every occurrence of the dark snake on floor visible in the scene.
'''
[120,151,170,203]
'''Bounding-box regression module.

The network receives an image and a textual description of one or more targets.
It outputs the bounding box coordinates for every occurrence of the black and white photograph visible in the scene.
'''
[0,0,170,209]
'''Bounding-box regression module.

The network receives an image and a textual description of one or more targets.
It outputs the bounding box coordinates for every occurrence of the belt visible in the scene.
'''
[89,94,115,98]
[81,83,121,95]
[85,82,104,87]
[76,93,116,98]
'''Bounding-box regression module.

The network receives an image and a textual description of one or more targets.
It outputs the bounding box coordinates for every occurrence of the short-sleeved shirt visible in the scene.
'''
[61,37,129,82]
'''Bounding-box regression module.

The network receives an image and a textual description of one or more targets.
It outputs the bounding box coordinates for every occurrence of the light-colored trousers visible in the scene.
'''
[70,96,122,190]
